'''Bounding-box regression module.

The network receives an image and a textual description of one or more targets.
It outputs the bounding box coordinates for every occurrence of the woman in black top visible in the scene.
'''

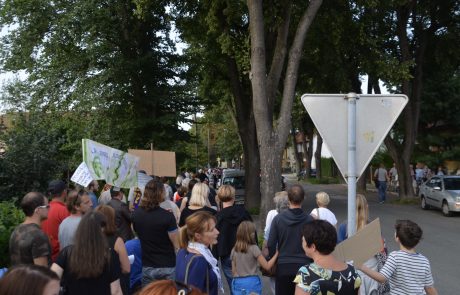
[51,211,122,295]
[178,183,217,227]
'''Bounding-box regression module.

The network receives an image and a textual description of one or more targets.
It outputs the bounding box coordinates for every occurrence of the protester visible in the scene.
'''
[95,205,131,274]
[310,191,337,227]
[262,191,289,294]
[267,184,314,295]
[50,211,123,295]
[374,164,389,204]
[42,180,69,261]
[125,238,142,294]
[99,184,113,205]
[59,189,93,250]
[230,221,278,295]
[87,180,100,208]
[161,176,174,201]
[0,264,60,295]
[175,211,222,295]
[108,186,134,242]
[359,220,438,295]
[214,184,252,292]
[95,205,131,294]
[9,192,51,266]
[128,170,153,211]
[179,179,198,212]
[178,183,217,227]
[132,179,179,285]
[337,194,389,295]
[137,280,205,295]
[159,189,181,225]
[294,220,362,294]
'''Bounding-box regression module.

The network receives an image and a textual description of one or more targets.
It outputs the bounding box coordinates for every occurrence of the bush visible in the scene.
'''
[0,199,24,267]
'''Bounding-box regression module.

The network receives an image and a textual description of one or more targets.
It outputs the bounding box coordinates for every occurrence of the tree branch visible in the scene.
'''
[275,0,323,150]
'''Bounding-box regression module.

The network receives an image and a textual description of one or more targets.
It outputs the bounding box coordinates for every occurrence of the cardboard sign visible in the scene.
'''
[128,149,176,177]
[70,162,93,187]
[333,218,383,266]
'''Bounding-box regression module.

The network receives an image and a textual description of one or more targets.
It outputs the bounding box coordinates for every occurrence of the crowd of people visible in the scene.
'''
[0,169,440,295]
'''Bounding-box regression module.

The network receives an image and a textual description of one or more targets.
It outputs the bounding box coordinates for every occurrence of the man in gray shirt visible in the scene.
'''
[374,163,389,204]
[58,190,93,249]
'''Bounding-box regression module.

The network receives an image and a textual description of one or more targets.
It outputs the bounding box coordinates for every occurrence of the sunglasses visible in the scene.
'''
[175,281,192,295]
[37,205,50,210]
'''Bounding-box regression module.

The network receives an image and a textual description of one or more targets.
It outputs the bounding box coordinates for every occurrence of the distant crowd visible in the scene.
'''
[0,168,439,295]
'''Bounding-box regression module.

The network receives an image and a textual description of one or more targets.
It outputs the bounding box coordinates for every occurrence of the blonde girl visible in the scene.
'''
[230,221,278,295]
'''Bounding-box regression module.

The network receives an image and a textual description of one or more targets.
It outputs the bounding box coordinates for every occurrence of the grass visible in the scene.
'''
[306,177,340,184]
[390,197,420,205]
[247,207,260,215]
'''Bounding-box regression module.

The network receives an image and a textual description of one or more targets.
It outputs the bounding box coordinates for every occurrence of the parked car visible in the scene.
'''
[420,175,460,216]
[221,169,246,204]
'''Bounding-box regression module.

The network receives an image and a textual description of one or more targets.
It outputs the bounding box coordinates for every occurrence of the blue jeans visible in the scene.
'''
[221,256,233,294]
[378,181,387,202]
[231,275,262,295]
[142,266,175,286]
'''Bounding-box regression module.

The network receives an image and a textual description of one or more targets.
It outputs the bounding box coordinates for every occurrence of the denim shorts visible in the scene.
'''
[142,266,175,286]
[231,275,262,295]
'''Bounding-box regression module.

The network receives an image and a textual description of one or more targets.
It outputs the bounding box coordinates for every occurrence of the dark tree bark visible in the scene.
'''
[315,133,323,179]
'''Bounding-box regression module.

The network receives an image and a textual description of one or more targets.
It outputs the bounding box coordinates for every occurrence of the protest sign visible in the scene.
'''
[333,218,382,266]
[70,162,93,187]
[82,139,139,188]
[128,149,176,177]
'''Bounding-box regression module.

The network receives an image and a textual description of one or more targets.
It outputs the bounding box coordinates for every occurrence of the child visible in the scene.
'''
[310,192,337,227]
[358,220,438,295]
[230,221,278,295]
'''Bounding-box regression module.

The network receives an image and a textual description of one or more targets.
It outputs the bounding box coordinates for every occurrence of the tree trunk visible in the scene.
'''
[315,134,323,179]
[292,129,302,174]
[384,2,430,199]
[247,0,322,226]
[240,124,261,210]
[305,127,314,178]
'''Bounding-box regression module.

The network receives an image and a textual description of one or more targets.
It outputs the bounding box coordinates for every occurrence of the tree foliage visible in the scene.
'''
[0,0,195,150]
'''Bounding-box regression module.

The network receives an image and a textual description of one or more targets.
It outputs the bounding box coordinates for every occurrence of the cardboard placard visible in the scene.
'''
[128,149,176,177]
[333,218,382,266]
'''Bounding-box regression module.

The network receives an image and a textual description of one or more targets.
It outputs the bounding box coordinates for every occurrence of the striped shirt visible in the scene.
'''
[380,250,434,295]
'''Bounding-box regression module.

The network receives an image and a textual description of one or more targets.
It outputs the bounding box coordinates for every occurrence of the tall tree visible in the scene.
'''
[247,0,322,217]
[380,0,459,198]
[172,0,262,209]
[0,0,193,151]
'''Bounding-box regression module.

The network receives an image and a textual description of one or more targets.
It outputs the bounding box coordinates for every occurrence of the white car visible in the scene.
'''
[420,176,460,216]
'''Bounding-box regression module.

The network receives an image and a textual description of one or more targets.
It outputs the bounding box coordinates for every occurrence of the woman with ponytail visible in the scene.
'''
[175,211,222,295]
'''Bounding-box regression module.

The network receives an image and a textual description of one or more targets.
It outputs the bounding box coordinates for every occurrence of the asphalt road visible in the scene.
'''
[221,178,459,294]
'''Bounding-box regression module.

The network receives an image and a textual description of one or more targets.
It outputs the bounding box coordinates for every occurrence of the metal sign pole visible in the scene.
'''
[346,93,358,237]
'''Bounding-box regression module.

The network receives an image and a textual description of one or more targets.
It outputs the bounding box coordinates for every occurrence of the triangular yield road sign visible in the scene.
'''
[301,94,408,181]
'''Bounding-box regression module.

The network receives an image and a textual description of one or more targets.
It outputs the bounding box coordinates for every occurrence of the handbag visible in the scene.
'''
[185,254,209,293]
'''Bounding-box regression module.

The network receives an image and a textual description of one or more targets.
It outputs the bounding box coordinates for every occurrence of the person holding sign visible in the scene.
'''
[358,220,438,295]
[294,220,361,295]
[337,194,389,295]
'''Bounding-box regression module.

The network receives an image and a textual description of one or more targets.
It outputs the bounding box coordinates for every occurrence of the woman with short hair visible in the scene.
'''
[0,264,60,295]
[294,220,361,295]
[50,211,122,295]
[178,183,217,227]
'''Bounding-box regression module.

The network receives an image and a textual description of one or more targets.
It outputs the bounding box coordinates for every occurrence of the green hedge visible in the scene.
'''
[0,200,24,267]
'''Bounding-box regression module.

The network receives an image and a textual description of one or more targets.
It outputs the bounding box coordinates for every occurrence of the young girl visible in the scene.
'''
[230,221,279,295]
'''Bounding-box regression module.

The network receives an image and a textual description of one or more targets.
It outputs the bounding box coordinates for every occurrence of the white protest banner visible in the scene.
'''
[82,139,139,188]
[82,139,111,179]
[70,162,93,187]
[106,149,139,188]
